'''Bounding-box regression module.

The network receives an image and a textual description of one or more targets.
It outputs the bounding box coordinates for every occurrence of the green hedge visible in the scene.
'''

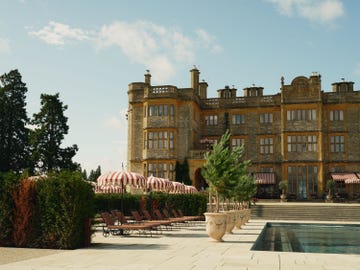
[0,170,94,249]
[33,171,95,249]
[94,192,207,216]
[0,172,20,246]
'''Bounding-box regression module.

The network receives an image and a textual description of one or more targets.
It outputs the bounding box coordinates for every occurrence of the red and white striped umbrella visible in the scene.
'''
[171,181,186,194]
[98,185,124,193]
[185,185,198,194]
[97,171,146,188]
[147,176,173,192]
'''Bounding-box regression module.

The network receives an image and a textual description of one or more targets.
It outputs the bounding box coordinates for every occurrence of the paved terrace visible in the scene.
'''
[1,216,360,269]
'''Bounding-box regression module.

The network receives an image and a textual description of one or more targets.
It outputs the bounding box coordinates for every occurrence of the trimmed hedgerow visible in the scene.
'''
[94,193,141,215]
[12,178,36,247]
[94,192,207,217]
[33,171,94,249]
[0,172,20,246]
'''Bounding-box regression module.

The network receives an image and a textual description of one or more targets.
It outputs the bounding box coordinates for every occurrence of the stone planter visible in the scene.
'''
[204,212,227,241]
[326,194,333,203]
[235,209,246,229]
[280,194,287,202]
[225,211,236,234]
[244,209,251,223]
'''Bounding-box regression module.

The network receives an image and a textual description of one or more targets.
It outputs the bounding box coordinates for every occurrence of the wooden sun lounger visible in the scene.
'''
[142,210,173,229]
[153,209,187,226]
[173,209,203,222]
[101,212,156,237]
[161,209,189,225]
[131,210,166,228]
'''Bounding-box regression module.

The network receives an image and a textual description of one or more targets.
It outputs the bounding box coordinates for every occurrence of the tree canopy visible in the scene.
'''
[202,129,253,212]
[0,70,30,173]
[30,93,78,173]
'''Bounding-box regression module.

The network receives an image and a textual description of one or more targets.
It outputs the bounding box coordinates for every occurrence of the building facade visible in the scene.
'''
[127,67,360,199]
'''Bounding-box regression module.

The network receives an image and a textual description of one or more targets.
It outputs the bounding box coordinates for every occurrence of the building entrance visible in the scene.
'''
[287,165,318,199]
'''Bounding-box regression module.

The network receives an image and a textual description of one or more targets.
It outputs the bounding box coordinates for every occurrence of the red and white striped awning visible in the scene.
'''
[345,177,360,184]
[254,173,276,185]
[97,171,146,188]
[331,173,357,182]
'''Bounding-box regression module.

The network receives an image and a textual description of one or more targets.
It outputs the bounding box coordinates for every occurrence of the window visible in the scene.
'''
[169,132,174,149]
[260,137,273,154]
[287,109,316,121]
[260,113,273,124]
[205,115,218,126]
[147,104,174,117]
[146,131,174,150]
[232,138,245,154]
[232,114,245,125]
[147,162,175,179]
[330,135,344,152]
[287,166,318,196]
[287,135,317,152]
[232,138,245,148]
[308,135,317,152]
[330,110,344,121]
[260,167,274,172]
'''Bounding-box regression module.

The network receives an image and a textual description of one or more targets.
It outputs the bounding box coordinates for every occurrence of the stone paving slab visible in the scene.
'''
[0,220,360,270]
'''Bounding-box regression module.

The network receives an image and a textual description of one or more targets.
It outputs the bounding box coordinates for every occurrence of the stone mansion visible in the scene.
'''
[127,67,360,199]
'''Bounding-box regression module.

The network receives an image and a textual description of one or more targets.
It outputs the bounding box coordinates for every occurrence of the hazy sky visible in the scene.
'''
[1,0,359,173]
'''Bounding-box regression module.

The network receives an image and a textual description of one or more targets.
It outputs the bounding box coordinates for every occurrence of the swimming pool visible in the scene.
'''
[252,222,360,254]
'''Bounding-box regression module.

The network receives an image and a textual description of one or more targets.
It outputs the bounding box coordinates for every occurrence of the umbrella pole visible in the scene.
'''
[121,182,124,214]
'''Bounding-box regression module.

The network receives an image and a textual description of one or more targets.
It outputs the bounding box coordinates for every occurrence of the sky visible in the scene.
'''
[1,0,359,174]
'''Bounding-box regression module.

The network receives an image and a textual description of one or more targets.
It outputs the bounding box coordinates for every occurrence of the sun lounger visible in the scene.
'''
[142,209,173,229]
[101,212,156,237]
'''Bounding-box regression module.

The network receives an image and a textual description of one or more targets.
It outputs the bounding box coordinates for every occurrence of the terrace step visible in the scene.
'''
[250,203,360,222]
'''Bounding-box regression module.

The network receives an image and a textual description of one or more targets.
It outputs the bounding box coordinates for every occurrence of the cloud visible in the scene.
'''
[196,29,223,53]
[28,21,90,45]
[0,38,11,54]
[95,20,197,83]
[28,20,222,83]
[268,0,345,24]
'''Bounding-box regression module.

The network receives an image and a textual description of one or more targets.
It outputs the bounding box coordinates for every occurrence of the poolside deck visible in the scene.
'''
[1,218,360,269]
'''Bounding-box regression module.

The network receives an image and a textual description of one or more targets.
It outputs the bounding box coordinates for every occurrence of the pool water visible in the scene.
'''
[252,223,360,254]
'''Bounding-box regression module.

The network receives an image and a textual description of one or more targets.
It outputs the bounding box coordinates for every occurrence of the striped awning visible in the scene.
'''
[254,173,276,185]
[331,173,357,182]
[345,177,360,184]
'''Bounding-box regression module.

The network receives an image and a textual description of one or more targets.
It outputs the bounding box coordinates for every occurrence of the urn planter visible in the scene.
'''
[204,212,227,241]
[225,211,236,234]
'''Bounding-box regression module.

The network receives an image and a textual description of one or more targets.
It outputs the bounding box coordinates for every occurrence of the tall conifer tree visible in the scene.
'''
[0,70,30,172]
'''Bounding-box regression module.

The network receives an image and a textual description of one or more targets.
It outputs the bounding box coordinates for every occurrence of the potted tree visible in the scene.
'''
[326,179,335,202]
[233,174,257,229]
[202,130,250,240]
[278,180,288,202]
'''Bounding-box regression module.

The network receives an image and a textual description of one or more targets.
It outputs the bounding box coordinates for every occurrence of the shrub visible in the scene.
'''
[94,193,140,215]
[12,178,36,247]
[33,171,94,249]
[93,192,207,217]
[0,172,19,246]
